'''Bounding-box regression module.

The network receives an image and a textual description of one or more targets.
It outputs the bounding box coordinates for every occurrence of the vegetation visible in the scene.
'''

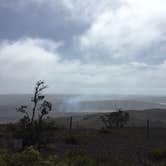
[16,80,52,148]
[0,146,149,166]
[151,147,166,161]
[1,124,166,165]
[64,134,78,145]
[0,81,165,166]
[1,145,165,166]
[100,109,130,129]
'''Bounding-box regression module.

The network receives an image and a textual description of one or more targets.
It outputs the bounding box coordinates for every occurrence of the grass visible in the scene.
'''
[98,127,111,134]
[64,134,78,145]
[1,125,166,165]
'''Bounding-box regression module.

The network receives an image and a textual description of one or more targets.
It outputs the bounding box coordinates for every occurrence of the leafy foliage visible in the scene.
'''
[0,146,144,166]
[151,147,166,161]
[0,146,41,166]
[0,155,7,166]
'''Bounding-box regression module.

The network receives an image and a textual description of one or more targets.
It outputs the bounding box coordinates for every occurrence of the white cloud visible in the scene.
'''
[0,38,58,90]
[0,38,166,94]
[62,0,116,22]
[77,0,166,62]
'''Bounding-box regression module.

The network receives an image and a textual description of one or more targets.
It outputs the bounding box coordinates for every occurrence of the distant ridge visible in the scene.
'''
[0,94,166,124]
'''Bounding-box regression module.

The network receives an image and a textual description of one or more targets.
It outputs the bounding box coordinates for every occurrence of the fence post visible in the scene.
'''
[146,120,150,139]
[69,116,73,131]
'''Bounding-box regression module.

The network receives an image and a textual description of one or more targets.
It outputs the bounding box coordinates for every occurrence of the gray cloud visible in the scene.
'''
[0,0,88,43]
[77,0,166,64]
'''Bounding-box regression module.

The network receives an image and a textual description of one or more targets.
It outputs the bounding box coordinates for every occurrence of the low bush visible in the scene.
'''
[1,146,164,166]
[0,155,7,166]
[151,147,166,161]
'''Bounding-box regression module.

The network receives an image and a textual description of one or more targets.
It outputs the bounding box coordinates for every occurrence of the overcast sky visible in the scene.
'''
[0,0,166,95]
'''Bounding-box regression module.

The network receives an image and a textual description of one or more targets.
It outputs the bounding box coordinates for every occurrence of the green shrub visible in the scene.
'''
[7,146,42,166]
[47,155,61,166]
[151,147,166,161]
[0,155,7,166]
[0,147,142,166]
[22,146,42,165]
[72,155,95,166]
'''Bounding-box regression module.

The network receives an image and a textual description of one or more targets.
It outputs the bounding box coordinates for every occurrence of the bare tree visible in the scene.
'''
[17,80,52,147]
[17,80,51,124]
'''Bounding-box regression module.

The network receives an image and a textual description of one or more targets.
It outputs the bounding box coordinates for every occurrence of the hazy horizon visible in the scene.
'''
[0,94,166,123]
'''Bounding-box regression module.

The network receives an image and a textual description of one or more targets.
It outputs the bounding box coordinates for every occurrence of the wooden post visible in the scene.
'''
[69,116,73,130]
[146,120,150,139]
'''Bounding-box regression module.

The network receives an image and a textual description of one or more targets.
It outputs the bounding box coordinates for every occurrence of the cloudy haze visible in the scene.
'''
[0,0,166,94]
